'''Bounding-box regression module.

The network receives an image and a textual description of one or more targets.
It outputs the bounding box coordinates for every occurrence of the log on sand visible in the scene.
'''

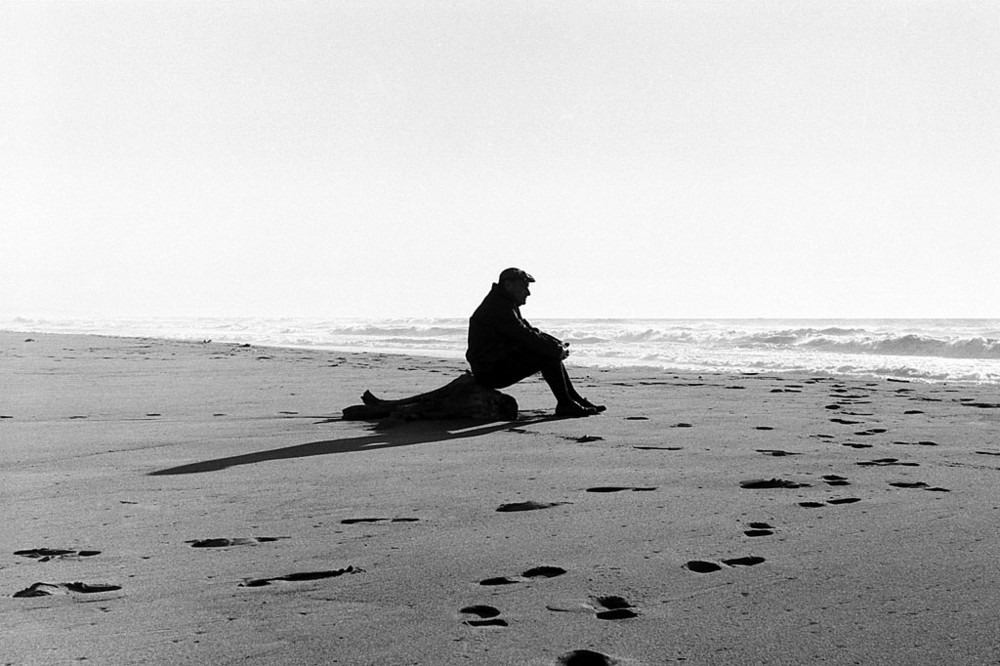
[341,372,518,421]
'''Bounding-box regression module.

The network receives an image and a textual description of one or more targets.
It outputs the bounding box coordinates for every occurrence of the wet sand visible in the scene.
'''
[2,331,999,665]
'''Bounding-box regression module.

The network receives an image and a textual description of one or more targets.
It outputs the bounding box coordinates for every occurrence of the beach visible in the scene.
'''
[3,331,999,665]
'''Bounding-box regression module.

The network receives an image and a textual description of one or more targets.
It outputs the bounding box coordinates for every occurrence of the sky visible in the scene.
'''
[2,0,998,320]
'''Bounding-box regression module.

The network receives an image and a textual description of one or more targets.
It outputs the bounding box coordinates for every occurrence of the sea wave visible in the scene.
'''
[3,316,998,383]
[547,324,1000,361]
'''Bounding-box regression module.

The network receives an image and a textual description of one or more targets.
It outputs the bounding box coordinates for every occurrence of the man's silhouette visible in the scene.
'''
[466,268,604,417]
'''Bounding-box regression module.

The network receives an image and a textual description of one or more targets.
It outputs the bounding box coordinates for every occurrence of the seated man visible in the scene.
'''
[466,267,605,417]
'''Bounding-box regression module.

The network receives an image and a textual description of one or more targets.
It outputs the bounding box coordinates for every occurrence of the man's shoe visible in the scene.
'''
[555,401,598,417]
[578,398,606,413]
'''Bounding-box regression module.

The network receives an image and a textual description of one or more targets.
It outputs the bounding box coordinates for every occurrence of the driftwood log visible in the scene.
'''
[341,372,518,421]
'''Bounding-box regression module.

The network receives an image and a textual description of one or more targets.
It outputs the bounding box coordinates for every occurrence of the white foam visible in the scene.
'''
[3,317,998,384]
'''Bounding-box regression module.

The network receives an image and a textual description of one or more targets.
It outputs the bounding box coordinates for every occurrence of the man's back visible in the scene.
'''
[466,282,561,374]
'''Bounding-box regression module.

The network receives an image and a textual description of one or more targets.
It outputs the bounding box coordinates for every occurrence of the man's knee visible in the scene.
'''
[473,354,550,389]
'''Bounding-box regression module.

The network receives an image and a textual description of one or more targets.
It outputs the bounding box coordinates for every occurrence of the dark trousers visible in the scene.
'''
[473,353,574,403]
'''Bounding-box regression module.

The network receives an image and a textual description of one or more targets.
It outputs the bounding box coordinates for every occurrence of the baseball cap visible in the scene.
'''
[498,267,535,283]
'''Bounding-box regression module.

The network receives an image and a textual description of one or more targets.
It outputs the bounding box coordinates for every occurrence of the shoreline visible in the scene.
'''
[4,327,996,388]
[3,331,999,665]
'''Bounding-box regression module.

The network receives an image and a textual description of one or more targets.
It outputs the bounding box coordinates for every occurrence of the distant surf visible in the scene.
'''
[4,317,999,384]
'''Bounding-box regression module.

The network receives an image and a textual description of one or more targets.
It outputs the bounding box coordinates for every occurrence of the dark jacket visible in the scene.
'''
[466,283,564,374]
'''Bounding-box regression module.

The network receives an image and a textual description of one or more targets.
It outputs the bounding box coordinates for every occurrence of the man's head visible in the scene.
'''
[498,267,534,306]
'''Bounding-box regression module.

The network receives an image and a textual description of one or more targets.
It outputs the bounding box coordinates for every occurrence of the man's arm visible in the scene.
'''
[482,308,564,359]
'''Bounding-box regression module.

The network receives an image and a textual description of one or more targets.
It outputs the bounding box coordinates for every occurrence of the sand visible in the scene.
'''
[2,331,999,665]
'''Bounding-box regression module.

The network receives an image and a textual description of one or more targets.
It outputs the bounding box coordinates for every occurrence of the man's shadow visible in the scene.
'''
[148,413,561,476]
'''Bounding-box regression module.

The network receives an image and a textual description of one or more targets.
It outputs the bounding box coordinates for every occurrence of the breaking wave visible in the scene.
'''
[3,316,998,383]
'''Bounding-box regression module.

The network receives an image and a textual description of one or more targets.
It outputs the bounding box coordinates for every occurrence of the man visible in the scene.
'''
[466,268,605,417]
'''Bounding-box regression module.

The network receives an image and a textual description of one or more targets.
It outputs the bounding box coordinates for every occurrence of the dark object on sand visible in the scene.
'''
[739,478,811,489]
[13,582,121,597]
[341,372,518,421]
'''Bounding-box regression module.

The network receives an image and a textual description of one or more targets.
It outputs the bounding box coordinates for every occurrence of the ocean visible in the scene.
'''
[5,316,999,385]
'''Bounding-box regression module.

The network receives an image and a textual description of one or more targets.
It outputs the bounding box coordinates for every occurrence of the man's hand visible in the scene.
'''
[560,341,571,360]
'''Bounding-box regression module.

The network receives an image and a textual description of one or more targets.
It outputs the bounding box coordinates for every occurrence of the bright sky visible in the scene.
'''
[3,1,998,320]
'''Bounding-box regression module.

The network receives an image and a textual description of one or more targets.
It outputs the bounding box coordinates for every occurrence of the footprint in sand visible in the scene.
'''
[460,605,508,627]
[14,582,121,598]
[841,442,874,449]
[480,566,567,586]
[339,517,420,524]
[857,458,919,467]
[592,595,639,620]
[830,418,864,425]
[555,649,620,666]
[739,478,810,489]
[239,566,361,587]
[755,449,800,457]
[15,548,101,562]
[496,501,569,512]
[186,537,287,548]
[586,486,657,493]
[684,556,765,573]
[546,596,638,621]
[744,522,775,537]
[823,474,851,486]
[889,481,951,492]
[798,497,862,508]
[633,445,683,450]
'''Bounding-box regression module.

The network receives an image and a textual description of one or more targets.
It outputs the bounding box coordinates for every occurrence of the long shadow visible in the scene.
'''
[148,414,560,476]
